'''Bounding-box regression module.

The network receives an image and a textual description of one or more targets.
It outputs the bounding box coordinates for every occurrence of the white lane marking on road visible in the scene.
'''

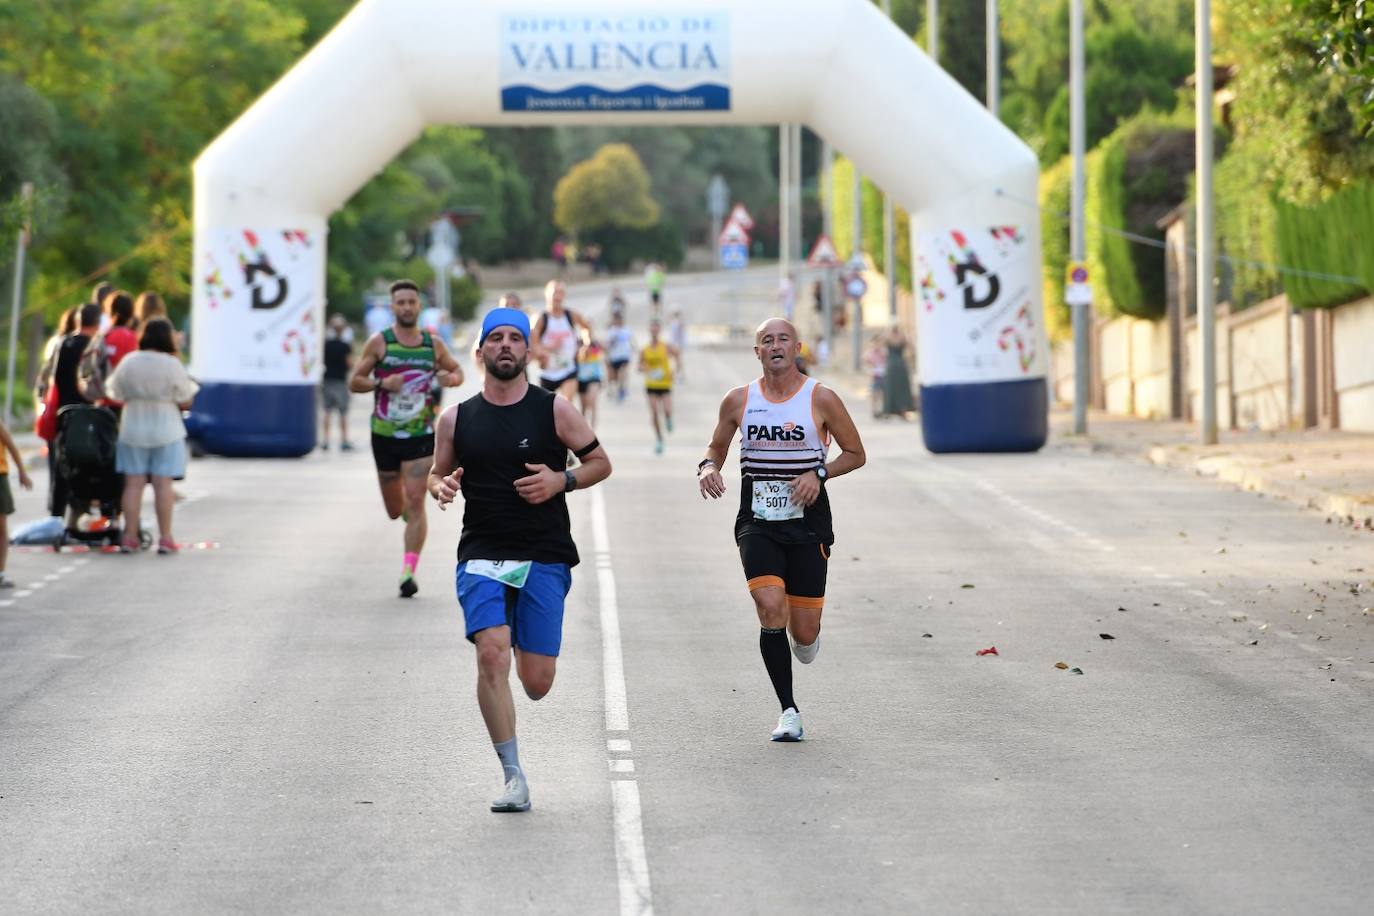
[13,590,31,598]
[590,487,654,916]
[607,739,632,753]
[44,573,60,582]
[57,565,76,574]
[26,582,44,590]
[969,477,1113,552]
[0,599,12,608]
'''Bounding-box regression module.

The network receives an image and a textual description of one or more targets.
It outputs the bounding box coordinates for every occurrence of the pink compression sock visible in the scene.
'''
[403,552,420,575]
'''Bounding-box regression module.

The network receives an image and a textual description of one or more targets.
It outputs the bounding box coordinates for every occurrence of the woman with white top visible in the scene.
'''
[105,318,199,554]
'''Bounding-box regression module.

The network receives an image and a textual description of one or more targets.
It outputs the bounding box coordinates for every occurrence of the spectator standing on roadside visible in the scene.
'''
[320,314,355,452]
[864,335,886,418]
[106,318,200,554]
[881,324,916,419]
[48,303,101,516]
[34,306,78,403]
[0,418,35,588]
[84,291,138,411]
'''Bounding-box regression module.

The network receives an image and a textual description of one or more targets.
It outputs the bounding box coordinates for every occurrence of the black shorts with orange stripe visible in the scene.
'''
[738,533,830,607]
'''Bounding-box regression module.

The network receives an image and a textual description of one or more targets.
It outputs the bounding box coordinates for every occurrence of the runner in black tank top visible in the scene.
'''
[429,306,611,814]
[698,317,866,743]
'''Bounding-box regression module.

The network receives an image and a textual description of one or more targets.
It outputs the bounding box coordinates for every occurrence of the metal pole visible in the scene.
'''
[928,0,939,63]
[5,183,33,427]
[1196,0,1217,445]
[1070,0,1089,435]
[987,0,1000,115]
[779,124,791,286]
[790,123,803,267]
[852,166,864,372]
[820,138,834,240]
[882,0,898,319]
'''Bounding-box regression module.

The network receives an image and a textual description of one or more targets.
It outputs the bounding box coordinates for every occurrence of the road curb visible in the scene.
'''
[1146,445,1374,530]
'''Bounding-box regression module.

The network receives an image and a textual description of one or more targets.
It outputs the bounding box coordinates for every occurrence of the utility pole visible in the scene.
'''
[5,183,33,427]
[852,166,864,372]
[927,0,939,64]
[1196,0,1217,445]
[779,125,791,284]
[1070,0,1089,435]
[882,0,898,319]
[987,0,1000,115]
[789,123,803,267]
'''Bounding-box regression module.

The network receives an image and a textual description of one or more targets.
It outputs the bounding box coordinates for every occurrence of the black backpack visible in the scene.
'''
[56,405,119,477]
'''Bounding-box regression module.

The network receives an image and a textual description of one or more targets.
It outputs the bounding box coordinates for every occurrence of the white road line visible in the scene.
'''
[590,487,654,916]
[607,739,632,753]
[44,573,60,582]
[57,565,76,574]
[0,600,12,608]
[14,590,31,598]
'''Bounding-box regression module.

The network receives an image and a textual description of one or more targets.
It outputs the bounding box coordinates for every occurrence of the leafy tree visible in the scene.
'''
[1219,0,1374,205]
[1296,0,1374,130]
[558,126,775,246]
[553,144,659,236]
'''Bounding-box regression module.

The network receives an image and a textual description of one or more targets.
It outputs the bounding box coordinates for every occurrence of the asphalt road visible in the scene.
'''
[3,270,1371,915]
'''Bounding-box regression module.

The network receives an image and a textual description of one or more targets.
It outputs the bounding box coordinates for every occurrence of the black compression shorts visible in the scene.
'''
[738,533,829,608]
[371,433,434,472]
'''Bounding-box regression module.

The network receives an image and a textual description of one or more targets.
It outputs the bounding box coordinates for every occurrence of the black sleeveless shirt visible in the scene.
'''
[453,385,579,567]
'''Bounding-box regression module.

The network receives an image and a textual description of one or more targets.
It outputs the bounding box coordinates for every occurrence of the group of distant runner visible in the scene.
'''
[347,275,865,813]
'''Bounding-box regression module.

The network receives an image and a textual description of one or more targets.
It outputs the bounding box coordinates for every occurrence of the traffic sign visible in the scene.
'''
[1067,261,1089,285]
[806,234,841,268]
[718,219,750,246]
[845,274,868,299]
[727,203,754,232]
[719,241,749,270]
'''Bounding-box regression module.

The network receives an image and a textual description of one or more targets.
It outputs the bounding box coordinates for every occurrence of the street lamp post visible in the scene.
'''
[1196,0,1218,445]
[1070,0,1089,435]
[5,183,33,427]
[987,0,1000,115]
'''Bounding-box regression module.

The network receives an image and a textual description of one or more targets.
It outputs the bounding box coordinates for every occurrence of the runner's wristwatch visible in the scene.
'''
[814,466,828,484]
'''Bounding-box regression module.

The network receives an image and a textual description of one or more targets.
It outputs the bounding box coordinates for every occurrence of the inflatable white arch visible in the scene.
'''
[190,0,1048,456]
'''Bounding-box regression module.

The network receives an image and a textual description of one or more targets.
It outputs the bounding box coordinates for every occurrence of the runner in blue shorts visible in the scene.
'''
[429,305,612,813]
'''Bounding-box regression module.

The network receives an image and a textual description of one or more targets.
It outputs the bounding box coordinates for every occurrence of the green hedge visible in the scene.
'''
[1275,181,1374,308]
[1213,142,1283,311]
[1039,155,1073,340]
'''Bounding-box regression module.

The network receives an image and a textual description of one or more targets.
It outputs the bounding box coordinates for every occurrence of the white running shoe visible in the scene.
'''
[791,634,820,664]
[770,707,804,742]
[490,773,531,813]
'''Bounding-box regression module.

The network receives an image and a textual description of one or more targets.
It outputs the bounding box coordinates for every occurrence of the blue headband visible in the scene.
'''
[480,306,531,344]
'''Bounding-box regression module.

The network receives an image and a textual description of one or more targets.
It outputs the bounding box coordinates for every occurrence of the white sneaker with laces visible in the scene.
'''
[791,634,819,664]
[0,574,13,589]
[770,707,804,742]
[490,773,531,813]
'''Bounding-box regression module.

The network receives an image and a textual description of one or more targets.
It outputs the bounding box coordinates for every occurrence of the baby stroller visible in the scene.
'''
[53,404,150,550]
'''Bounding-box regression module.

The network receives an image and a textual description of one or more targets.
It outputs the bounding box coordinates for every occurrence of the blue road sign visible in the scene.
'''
[720,242,749,270]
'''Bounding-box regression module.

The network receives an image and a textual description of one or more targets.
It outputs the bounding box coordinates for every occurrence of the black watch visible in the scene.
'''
[564,469,578,492]
[814,466,828,483]
[697,458,717,473]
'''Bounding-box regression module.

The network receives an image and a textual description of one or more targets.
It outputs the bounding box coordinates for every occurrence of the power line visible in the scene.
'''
[994,187,1367,287]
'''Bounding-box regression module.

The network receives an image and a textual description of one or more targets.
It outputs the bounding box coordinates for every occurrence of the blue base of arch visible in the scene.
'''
[920,378,1048,454]
[185,382,316,458]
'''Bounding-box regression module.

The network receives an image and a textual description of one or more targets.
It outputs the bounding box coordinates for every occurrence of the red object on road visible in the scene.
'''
[976,646,999,657]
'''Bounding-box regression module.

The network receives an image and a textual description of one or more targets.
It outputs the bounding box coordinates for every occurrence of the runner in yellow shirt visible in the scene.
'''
[638,319,680,455]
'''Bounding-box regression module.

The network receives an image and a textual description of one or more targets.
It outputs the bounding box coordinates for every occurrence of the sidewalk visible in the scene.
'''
[1049,410,1374,530]
[813,330,1374,532]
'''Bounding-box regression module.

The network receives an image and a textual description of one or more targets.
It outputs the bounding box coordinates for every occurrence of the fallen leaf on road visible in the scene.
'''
[1069,667,1084,675]
[1231,613,1248,622]
[1215,547,1227,554]
[1117,606,1129,612]
[1099,633,1115,640]
[1054,662,1069,669]
[1246,640,1259,646]
[976,646,999,657]
[1318,663,1332,670]
[922,633,933,638]
[961,583,976,589]
[1258,623,1269,631]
